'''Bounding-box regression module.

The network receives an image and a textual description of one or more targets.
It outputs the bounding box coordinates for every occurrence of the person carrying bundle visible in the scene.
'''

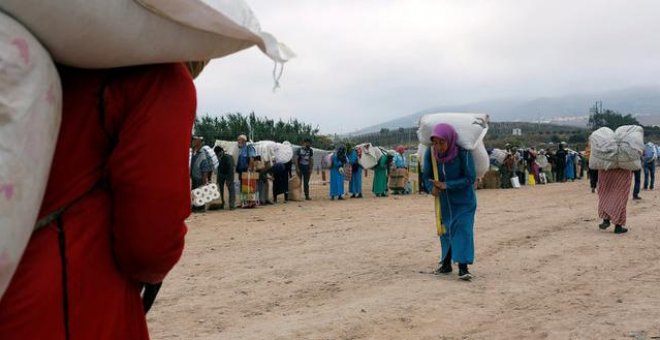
[422,123,477,281]
[348,147,364,198]
[329,145,348,200]
[0,63,196,339]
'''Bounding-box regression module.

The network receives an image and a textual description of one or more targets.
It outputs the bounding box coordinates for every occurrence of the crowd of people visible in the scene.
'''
[189,136,414,210]
[495,142,587,189]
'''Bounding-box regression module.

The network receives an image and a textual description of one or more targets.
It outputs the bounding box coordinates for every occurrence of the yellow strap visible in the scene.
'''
[431,147,446,236]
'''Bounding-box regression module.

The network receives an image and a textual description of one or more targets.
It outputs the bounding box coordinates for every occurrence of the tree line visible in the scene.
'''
[193,112,334,149]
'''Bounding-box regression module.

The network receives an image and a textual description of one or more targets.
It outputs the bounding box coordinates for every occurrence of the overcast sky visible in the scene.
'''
[194,0,660,134]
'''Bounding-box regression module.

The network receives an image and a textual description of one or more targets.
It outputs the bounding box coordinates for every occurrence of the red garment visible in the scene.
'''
[0,63,195,339]
[598,169,633,225]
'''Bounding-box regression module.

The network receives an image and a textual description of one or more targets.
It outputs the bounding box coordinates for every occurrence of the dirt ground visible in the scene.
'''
[149,175,660,340]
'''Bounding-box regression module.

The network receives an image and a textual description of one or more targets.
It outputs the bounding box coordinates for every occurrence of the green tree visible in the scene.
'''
[588,109,640,130]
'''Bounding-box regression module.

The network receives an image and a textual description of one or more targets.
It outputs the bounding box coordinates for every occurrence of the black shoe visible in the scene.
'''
[458,265,473,281]
[350,194,356,198]
[357,193,363,198]
[433,262,452,275]
[633,196,642,200]
[614,225,628,234]
[591,188,596,193]
[331,196,335,200]
[599,219,611,230]
[305,196,311,201]
[338,196,344,200]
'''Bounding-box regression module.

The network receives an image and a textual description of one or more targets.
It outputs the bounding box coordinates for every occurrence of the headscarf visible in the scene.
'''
[430,123,459,163]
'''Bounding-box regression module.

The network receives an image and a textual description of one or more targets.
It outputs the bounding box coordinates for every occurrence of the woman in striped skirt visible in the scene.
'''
[597,169,632,234]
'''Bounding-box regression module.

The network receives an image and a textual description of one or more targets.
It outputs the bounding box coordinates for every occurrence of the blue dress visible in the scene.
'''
[348,150,363,194]
[565,153,575,180]
[422,148,477,265]
[329,154,345,197]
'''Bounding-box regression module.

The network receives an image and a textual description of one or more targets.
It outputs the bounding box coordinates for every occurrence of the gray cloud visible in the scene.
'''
[194,0,660,134]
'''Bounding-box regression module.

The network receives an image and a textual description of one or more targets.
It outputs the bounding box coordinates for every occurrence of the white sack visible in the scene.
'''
[253,140,276,163]
[0,0,294,68]
[355,143,383,169]
[273,141,293,164]
[417,113,489,150]
[201,145,219,172]
[417,142,489,179]
[472,141,489,179]
[0,11,62,298]
[490,148,507,165]
[589,125,644,171]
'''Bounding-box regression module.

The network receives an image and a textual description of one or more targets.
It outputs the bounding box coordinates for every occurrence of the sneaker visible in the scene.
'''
[614,225,628,234]
[433,262,452,275]
[458,268,473,281]
[599,219,611,230]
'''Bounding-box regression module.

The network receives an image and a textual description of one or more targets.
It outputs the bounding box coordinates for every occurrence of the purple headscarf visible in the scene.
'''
[431,123,459,163]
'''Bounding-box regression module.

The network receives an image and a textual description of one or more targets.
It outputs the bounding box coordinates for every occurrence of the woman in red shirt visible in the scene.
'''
[0,63,196,339]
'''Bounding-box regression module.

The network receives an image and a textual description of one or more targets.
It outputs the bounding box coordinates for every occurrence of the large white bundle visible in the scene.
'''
[355,143,383,169]
[253,140,276,163]
[201,145,219,171]
[589,125,644,171]
[0,11,62,298]
[0,0,294,68]
[490,148,507,165]
[417,142,488,179]
[273,141,293,164]
[417,113,489,150]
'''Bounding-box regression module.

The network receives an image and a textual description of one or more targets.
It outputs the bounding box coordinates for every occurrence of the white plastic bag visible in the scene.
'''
[0,11,62,298]
[417,113,489,150]
[273,141,293,164]
[589,125,644,171]
[490,148,507,165]
[355,143,383,169]
[201,145,219,172]
[0,0,294,68]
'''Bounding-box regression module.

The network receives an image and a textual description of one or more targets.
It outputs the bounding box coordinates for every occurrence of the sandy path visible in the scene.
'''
[148,179,660,340]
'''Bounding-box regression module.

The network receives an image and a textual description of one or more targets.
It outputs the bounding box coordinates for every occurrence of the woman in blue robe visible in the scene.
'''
[330,145,347,200]
[422,123,477,281]
[348,148,363,198]
[565,151,576,181]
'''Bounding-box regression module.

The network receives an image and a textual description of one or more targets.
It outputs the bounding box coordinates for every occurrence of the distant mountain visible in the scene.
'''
[346,86,660,135]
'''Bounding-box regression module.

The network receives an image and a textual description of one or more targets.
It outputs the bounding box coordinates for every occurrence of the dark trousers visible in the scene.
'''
[556,163,566,182]
[516,171,526,185]
[589,169,599,189]
[633,170,641,197]
[300,164,312,198]
[218,176,236,208]
[644,161,655,189]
